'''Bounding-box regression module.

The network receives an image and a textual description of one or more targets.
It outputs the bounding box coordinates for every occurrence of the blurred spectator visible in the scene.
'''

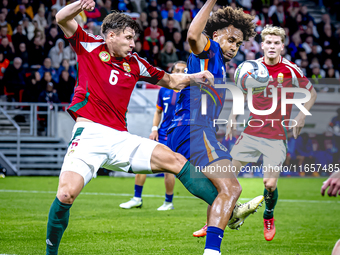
[180,41,190,62]
[44,26,59,56]
[117,0,133,12]
[85,20,101,35]
[0,35,13,61]
[136,12,148,37]
[38,58,57,82]
[313,136,333,175]
[162,9,181,32]
[0,11,11,35]
[28,36,44,68]
[22,71,42,102]
[0,50,9,79]
[33,7,48,30]
[328,108,340,163]
[144,19,165,47]
[321,45,338,69]
[233,49,246,66]
[56,59,77,83]
[271,3,285,27]
[14,0,34,20]
[300,5,314,26]
[98,0,111,22]
[38,80,60,133]
[287,32,303,61]
[281,47,292,61]
[2,57,25,102]
[49,38,68,69]
[0,25,14,51]
[15,42,29,69]
[299,58,309,76]
[147,44,160,67]
[317,13,335,39]
[319,24,337,49]
[14,4,32,28]
[55,70,75,103]
[161,0,175,19]
[164,18,178,43]
[175,0,193,23]
[295,132,314,166]
[173,31,183,52]
[133,40,147,59]
[268,0,279,18]
[12,23,28,53]
[22,17,35,40]
[307,43,322,63]
[143,29,161,58]
[310,66,324,85]
[180,7,192,32]
[47,5,59,25]
[160,41,178,71]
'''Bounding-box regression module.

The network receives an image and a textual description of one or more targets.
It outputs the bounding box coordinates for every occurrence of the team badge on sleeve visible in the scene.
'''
[123,62,131,72]
[99,51,110,62]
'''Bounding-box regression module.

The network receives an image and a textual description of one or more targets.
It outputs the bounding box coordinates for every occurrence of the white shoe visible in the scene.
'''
[119,197,142,209]
[203,249,221,255]
[157,202,174,211]
[228,195,264,230]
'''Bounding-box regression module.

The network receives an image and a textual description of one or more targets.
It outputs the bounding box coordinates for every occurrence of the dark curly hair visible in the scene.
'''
[204,7,257,41]
[101,11,140,36]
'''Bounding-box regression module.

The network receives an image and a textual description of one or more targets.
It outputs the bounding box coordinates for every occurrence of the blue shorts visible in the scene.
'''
[167,126,232,168]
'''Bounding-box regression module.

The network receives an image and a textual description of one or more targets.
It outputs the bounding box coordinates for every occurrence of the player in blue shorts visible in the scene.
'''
[119,61,186,210]
[167,1,263,254]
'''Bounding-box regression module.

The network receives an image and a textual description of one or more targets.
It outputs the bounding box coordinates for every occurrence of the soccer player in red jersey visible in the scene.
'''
[45,1,218,254]
[230,25,317,241]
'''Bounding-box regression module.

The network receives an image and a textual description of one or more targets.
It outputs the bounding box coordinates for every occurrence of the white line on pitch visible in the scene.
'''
[0,189,339,204]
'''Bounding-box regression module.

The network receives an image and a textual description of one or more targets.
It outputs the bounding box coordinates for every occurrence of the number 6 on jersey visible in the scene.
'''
[109,70,119,85]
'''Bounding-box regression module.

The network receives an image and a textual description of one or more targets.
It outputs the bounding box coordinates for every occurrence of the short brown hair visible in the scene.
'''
[101,11,140,36]
[204,7,256,41]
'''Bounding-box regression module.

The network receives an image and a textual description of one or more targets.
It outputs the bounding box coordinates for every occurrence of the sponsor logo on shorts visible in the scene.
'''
[99,51,110,62]
[217,142,228,152]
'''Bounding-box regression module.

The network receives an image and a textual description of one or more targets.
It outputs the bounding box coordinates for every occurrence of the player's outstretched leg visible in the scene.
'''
[119,174,146,209]
[157,173,175,210]
[263,178,279,241]
[46,171,83,255]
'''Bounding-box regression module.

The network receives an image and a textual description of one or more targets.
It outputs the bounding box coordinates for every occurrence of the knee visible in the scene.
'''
[57,186,78,204]
[219,180,242,200]
[263,179,277,192]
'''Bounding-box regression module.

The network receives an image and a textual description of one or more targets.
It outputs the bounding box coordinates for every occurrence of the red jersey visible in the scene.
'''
[244,56,313,140]
[66,25,165,131]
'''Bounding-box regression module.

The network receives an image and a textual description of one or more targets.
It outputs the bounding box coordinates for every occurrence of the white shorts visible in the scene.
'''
[60,122,159,185]
[230,133,287,167]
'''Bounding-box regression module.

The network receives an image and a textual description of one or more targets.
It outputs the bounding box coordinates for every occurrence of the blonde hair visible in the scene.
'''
[261,25,285,43]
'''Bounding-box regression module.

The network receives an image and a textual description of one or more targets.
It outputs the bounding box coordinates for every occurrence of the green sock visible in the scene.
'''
[176,161,218,206]
[46,197,72,255]
[263,188,278,219]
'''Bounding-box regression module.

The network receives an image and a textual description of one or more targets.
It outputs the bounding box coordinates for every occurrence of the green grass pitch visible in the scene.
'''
[1,177,339,254]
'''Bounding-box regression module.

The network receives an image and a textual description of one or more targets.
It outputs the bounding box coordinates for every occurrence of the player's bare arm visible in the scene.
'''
[157,70,214,91]
[56,0,95,38]
[321,171,340,197]
[149,108,162,141]
[292,87,317,139]
[186,0,217,54]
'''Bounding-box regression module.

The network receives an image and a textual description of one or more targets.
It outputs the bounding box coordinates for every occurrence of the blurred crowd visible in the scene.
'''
[0,0,340,105]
